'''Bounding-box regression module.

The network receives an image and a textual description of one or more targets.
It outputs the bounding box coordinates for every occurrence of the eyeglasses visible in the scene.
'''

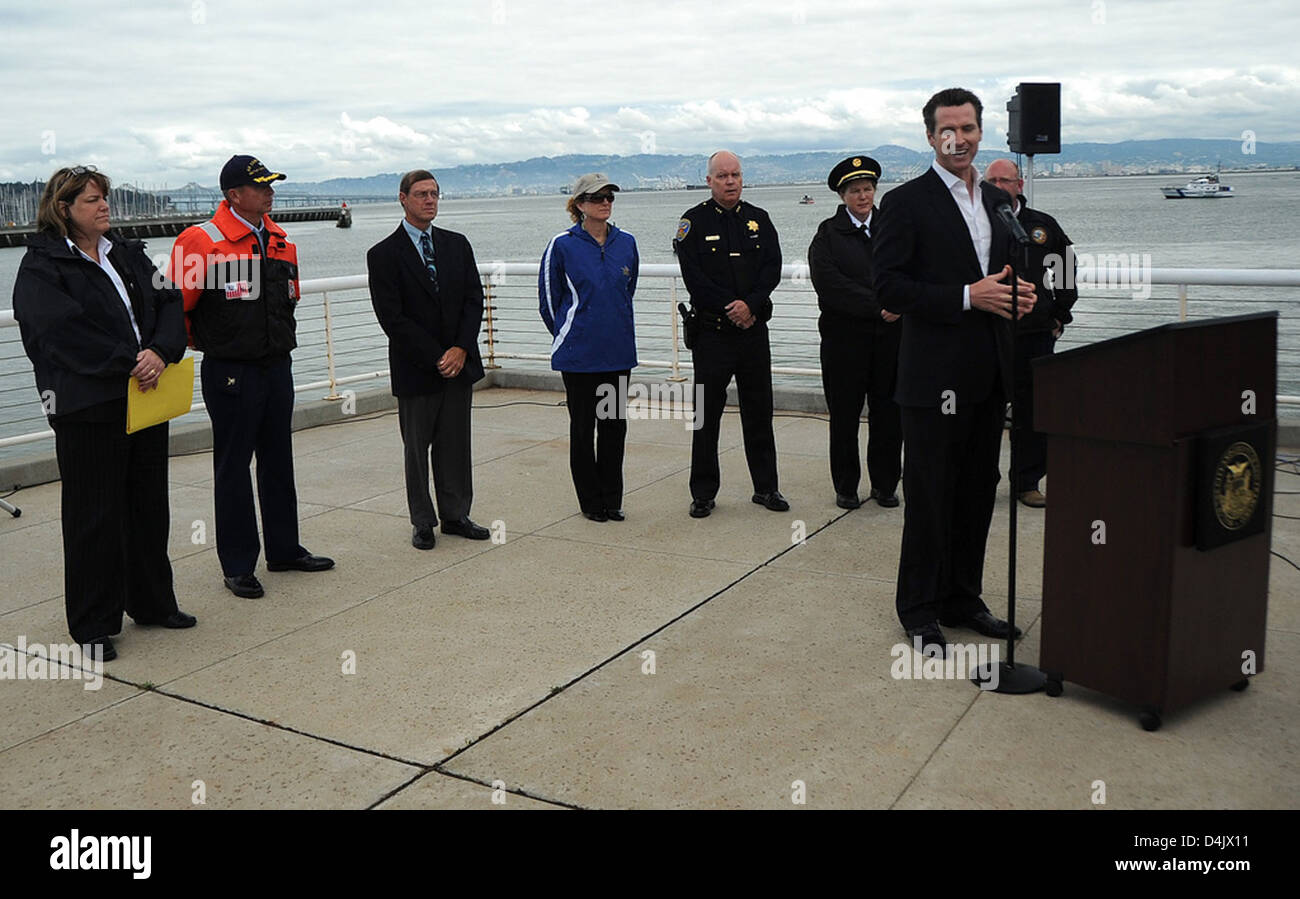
[581,193,615,204]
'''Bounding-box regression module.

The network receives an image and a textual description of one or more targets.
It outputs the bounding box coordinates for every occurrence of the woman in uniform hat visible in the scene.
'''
[807,155,903,509]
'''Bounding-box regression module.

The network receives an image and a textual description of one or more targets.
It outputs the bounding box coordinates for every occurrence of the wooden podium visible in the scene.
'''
[1034,313,1275,730]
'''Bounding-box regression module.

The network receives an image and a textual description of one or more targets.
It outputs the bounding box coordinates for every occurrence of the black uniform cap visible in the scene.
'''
[827,155,881,192]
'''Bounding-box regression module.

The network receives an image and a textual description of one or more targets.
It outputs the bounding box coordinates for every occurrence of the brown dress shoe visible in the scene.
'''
[1018,489,1046,508]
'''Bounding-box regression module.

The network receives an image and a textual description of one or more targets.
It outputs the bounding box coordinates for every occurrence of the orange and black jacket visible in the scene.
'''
[169,200,300,362]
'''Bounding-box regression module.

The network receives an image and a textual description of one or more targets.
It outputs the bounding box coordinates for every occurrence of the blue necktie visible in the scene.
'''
[419,231,438,291]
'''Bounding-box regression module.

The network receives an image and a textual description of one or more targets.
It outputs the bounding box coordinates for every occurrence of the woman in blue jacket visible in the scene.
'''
[539,173,638,521]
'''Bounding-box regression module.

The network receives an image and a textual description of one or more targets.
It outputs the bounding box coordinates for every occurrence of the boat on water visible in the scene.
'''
[1161,166,1234,199]
[798,195,815,205]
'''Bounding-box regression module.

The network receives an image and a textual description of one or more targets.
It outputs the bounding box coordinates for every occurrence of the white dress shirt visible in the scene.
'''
[845,207,873,236]
[930,159,992,311]
[68,235,142,344]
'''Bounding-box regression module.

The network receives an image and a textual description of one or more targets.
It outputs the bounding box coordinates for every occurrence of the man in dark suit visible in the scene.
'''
[873,88,1037,655]
[367,169,489,549]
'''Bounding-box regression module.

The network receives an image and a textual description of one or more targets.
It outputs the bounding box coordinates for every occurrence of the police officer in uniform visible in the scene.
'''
[171,155,333,598]
[674,150,786,518]
[808,155,902,510]
[983,159,1078,509]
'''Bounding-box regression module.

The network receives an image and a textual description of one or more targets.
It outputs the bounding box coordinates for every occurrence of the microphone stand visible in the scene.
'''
[972,215,1046,694]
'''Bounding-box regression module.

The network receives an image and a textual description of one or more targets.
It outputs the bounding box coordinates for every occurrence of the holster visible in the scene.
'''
[678,302,698,349]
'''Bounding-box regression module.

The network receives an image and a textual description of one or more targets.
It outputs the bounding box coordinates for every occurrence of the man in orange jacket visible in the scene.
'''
[170,155,333,599]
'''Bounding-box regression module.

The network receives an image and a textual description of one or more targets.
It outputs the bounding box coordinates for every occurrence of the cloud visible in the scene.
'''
[339,113,434,149]
[1,1,1298,182]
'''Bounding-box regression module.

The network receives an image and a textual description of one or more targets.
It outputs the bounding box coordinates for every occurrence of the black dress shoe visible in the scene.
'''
[135,610,197,628]
[224,574,265,598]
[85,636,117,661]
[267,553,335,572]
[941,610,1022,640]
[583,510,608,522]
[836,493,862,510]
[689,498,715,518]
[442,517,490,540]
[412,526,436,550]
[605,509,625,521]
[752,491,790,512]
[870,488,900,508]
[904,622,948,658]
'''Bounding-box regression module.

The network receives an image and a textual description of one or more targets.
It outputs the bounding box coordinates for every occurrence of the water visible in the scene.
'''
[3,171,1299,457]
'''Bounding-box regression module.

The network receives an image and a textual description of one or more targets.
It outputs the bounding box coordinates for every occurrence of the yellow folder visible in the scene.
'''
[126,356,195,434]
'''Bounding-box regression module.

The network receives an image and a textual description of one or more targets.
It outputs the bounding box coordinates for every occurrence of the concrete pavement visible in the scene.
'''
[1,387,1296,809]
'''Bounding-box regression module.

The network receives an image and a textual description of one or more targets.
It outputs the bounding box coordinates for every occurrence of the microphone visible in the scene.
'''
[995,202,1032,245]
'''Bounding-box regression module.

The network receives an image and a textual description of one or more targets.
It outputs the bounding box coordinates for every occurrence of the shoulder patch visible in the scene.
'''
[675,219,691,241]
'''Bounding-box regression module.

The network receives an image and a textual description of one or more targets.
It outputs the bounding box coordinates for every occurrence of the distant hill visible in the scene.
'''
[5,140,1296,217]
[295,139,1299,198]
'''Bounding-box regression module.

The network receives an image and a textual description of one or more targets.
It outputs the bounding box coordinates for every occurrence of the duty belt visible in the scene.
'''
[692,306,737,332]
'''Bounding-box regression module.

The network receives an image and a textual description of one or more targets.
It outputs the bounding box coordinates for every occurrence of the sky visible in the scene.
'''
[1,0,1297,185]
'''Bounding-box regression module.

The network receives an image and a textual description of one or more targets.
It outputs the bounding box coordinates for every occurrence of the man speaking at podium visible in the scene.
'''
[873,88,1036,655]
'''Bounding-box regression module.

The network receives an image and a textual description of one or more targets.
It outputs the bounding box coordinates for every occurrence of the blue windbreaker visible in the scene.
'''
[538,222,638,372]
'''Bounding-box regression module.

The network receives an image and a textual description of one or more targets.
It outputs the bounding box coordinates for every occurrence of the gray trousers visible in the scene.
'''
[397,381,473,528]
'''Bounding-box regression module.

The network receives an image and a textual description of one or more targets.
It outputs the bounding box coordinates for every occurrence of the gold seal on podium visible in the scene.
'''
[1213,441,1262,530]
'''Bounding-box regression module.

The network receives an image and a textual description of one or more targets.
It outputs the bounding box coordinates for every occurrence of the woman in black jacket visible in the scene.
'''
[808,155,902,510]
[13,166,195,660]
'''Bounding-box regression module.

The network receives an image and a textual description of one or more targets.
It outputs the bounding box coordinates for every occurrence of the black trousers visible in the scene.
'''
[690,324,778,501]
[52,407,178,643]
[397,379,474,528]
[201,357,305,576]
[1011,330,1055,493]
[821,334,902,498]
[561,369,629,513]
[895,388,1004,630]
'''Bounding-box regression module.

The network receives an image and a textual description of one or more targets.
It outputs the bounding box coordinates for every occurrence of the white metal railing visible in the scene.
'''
[2,265,1299,452]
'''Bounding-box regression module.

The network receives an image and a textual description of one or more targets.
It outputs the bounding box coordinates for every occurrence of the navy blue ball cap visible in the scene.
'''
[828,155,881,192]
[220,155,286,191]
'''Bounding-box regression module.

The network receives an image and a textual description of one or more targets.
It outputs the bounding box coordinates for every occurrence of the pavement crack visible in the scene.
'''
[133,683,431,771]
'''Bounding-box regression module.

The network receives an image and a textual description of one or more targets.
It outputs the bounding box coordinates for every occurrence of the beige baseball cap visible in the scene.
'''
[571,173,620,197]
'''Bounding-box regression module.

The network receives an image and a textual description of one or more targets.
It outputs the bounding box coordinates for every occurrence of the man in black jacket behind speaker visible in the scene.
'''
[983,159,1078,510]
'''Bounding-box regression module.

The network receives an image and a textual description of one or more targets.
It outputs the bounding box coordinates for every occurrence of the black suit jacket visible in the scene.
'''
[367,223,484,397]
[873,167,1016,408]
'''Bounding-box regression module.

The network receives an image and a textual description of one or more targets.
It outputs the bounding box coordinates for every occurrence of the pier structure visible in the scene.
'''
[0,206,346,248]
